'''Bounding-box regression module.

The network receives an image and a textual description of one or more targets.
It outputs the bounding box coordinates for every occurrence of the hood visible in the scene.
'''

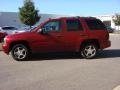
[13,29,30,34]
[6,32,37,40]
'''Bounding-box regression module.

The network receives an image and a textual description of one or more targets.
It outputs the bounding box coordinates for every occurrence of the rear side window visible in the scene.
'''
[85,19,106,30]
[66,19,83,31]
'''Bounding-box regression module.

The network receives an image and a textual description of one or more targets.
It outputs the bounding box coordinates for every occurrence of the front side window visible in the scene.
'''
[85,19,106,30]
[66,19,83,31]
[42,21,60,32]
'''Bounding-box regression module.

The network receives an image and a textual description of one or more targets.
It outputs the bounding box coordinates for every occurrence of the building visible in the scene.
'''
[0,12,119,30]
[0,12,69,28]
[96,15,120,30]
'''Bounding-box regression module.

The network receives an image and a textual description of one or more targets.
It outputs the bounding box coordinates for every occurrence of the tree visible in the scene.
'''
[19,0,40,28]
[113,13,120,30]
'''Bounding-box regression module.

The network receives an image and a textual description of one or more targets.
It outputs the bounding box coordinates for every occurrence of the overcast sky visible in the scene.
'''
[0,0,120,16]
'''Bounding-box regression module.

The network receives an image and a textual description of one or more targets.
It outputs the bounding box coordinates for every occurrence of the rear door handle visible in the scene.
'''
[80,34,87,36]
[56,35,63,37]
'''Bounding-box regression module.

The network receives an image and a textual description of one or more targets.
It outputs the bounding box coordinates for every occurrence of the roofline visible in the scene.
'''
[48,16,97,20]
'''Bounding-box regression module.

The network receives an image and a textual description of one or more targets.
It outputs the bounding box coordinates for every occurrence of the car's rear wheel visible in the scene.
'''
[10,44,29,61]
[81,44,97,59]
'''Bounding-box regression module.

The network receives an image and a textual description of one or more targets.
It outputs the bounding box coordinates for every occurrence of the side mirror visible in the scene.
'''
[37,28,42,33]
[39,28,49,35]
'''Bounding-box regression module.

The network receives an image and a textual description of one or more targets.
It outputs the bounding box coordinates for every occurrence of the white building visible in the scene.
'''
[0,12,119,30]
[96,15,120,30]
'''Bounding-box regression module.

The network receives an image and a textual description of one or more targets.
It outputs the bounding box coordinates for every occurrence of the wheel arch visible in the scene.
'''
[9,40,31,53]
[79,39,100,51]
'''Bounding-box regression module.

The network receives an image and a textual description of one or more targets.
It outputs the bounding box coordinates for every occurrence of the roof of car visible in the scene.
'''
[49,16,97,20]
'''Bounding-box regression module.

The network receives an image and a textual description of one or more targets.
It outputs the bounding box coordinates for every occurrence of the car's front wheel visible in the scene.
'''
[10,44,29,61]
[81,44,97,59]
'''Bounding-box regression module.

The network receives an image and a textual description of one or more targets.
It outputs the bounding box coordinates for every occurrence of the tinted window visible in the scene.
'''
[86,19,106,30]
[43,21,60,32]
[66,19,83,31]
[2,27,17,30]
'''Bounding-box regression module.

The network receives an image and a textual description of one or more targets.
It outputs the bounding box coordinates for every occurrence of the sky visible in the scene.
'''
[0,0,120,16]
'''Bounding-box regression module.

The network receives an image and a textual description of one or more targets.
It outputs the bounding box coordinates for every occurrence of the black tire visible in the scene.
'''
[10,44,30,61]
[81,44,97,59]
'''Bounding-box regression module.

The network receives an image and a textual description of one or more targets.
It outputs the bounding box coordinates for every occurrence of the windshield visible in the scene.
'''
[30,27,37,32]
[30,24,42,32]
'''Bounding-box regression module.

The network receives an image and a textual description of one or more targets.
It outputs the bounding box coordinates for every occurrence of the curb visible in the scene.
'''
[113,85,120,90]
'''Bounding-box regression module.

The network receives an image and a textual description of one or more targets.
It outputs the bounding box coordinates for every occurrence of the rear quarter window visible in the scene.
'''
[85,19,106,30]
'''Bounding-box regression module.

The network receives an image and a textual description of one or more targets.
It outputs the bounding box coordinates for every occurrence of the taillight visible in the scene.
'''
[106,32,109,40]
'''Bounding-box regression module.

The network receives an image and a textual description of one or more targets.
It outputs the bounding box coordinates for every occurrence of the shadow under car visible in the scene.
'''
[23,49,120,61]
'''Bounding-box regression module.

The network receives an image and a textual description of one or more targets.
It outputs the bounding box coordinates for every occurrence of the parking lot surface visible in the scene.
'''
[0,34,120,90]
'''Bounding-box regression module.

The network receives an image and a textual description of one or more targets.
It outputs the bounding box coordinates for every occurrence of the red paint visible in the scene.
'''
[2,17,111,54]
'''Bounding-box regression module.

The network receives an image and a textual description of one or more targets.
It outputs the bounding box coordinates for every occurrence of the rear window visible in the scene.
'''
[85,19,106,30]
[66,19,83,31]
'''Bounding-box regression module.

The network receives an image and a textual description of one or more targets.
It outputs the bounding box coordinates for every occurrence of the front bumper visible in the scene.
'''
[2,43,10,55]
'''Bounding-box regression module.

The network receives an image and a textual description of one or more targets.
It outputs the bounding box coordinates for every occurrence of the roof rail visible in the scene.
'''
[76,16,80,18]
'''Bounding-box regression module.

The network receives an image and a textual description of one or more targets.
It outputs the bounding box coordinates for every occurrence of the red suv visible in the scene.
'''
[2,17,111,60]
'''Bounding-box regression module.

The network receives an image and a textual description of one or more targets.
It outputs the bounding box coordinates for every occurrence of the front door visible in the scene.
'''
[35,20,62,52]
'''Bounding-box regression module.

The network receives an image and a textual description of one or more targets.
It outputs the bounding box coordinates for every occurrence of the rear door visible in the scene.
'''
[60,18,88,52]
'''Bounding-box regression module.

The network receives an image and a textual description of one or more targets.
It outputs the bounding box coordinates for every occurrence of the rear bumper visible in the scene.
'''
[101,40,111,49]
